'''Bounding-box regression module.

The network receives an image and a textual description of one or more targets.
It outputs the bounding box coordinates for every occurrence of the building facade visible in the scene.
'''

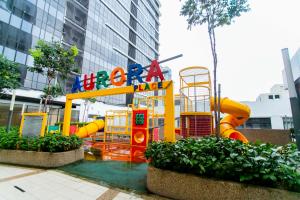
[241,84,293,130]
[0,0,160,97]
[0,0,163,125]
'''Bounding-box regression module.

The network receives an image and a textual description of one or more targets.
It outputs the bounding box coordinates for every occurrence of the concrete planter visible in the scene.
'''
[0,148,84,168]
[147,166,300,200]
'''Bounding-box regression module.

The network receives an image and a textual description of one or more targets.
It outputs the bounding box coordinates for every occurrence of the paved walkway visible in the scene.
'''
[0,164,168,200]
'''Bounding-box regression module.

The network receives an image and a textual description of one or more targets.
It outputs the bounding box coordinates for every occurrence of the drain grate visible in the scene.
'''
[14,186,25,192]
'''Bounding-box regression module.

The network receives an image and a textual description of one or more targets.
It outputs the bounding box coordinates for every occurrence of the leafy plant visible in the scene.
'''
[0,55,20,94]
[29,40,78,110]
[0,127,83,153]
[42,85,63,98]
[0,128,19,149]
[145,137,300,192]
[18,136,39,151]
[39,133,83,152]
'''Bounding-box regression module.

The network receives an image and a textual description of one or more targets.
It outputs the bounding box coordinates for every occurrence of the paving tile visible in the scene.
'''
[0,165,165,200]
[113,192,143,200]
[0,165,35,180]
[76,183,108,198]
[0,182,39,200]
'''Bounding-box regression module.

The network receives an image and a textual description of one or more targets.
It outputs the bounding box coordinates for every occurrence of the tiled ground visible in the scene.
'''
[0,164,166,200]
[0,165,35,180]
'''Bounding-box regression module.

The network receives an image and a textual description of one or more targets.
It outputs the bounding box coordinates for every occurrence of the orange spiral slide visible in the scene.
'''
[211,97,251,143]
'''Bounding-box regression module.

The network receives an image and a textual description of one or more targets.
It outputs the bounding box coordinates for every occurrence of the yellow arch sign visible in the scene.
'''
[62,80,175,142]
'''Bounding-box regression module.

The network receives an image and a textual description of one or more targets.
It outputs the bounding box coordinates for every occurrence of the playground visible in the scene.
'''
[2,59,300,198]
[8,59,260,194]
[47,61,251,165]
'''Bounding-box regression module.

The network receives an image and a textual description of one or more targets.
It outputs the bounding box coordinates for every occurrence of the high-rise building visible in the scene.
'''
[0,0,161,98]
[0,0,164,125]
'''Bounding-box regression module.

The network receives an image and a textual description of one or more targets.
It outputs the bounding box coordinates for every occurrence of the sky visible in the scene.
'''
[159,0,300,101]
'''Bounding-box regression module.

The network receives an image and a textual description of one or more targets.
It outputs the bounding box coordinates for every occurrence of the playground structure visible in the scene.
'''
[178,67,250,142]
[19,63,251,149]
[62,80,175,146]
[63,66,250,144]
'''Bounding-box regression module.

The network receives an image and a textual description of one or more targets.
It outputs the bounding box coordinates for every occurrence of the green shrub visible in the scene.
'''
[39,133,83,152]
[0,128,19,149]
[18,136,40,151]
[145,137,300,192]
[0,127,83,152]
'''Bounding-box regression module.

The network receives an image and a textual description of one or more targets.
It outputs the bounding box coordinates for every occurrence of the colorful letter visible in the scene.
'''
[96,71,109,89]
[110,67,126,86]
[138,84,143,91]
[158,82,163,89]
[127,64,144,85]
[145,60,165,82]
[144,83,150,90]
[151,82,157,90]
[83,73,95,91]
[71,76,82,93]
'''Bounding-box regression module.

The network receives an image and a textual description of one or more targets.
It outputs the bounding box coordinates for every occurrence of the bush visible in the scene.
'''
[0,127,83,153]
[145,137,300,192]
[39,133,83,152]
[0,128,19,150]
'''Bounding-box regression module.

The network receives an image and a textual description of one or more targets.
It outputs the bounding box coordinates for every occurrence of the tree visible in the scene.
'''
[0,55,20,94]
[29,40,78,110]
[181,0,250,138]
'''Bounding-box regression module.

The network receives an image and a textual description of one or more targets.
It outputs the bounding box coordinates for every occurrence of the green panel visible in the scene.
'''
[135,113,144,125]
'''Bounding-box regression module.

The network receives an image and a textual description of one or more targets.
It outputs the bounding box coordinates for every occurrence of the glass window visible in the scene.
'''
[32,26,40,37]
[44,3,50,12]
[15,51,27,64]
[44,32,52,41]
[268,95,273,99]
[53,36,60,42]
[56,11,64,21]
[24,79,32,88]
[275,95,280,99]
[27,0,37,4]
[40,29,45,38]
[0,8,10,23]
[37,0,45,9]
[21,20,32,33]
[26,55,34,67]
[10,15,22,29]
[49,5,57,17]
[3,47,16,61]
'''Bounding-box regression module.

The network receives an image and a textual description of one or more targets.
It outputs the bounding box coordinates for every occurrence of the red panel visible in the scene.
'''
[69,125,78,135]
[180,115,212,138]
[131,146,147,163]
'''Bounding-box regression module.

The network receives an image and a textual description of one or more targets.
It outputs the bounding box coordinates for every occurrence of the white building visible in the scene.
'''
[241,84,293,130]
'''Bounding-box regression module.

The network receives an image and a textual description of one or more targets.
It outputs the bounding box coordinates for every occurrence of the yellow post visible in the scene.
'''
[165,81,175,142]
[62,98,73,136]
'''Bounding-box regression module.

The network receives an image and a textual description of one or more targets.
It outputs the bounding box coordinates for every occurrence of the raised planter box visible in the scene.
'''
[0,148,84,168]
[147,166,300,200]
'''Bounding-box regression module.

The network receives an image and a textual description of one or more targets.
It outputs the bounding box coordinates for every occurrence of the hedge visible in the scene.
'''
[145,137,300,192]
[0,127,82,152]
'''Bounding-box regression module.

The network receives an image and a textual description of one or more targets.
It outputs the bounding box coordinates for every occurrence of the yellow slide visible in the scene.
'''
[211,97,250,143]
[76,120,105,138]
